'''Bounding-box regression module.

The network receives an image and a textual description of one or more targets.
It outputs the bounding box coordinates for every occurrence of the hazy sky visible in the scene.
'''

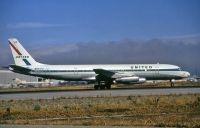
[0,0,200,74]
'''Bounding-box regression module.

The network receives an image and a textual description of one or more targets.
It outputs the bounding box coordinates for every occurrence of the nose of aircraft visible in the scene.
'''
[183,71,190,78]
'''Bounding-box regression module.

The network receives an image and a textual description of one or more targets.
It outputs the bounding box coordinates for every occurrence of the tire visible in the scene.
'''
[94,85,99,90]
[100,85,105,90]
[106,84,111,89]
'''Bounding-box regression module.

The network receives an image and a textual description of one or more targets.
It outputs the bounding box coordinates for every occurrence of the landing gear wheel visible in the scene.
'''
[100,85,105,90]
[94,85,99,90]
[106,84,111,89]
[170,82,174,87]
[170,79,175,87]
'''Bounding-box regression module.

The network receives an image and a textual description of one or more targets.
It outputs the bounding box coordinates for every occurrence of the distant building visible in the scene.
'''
[0,70,38,88]
[0,69,87,88]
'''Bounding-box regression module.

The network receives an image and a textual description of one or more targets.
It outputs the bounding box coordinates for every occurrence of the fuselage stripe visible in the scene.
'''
[33,68,180,72]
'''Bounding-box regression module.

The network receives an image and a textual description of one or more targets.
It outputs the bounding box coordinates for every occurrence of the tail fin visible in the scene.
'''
[8,38,40,66]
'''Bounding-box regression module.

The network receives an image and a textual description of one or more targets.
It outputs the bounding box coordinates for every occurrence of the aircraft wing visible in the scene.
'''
[93,69,134,78]
[93,68,146,83]
[93,69,115,78]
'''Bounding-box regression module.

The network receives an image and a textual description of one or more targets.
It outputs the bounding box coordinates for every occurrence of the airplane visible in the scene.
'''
[8,38,190,89]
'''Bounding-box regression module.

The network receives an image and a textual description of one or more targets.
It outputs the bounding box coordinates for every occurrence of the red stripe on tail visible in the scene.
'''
[9,41,22,55]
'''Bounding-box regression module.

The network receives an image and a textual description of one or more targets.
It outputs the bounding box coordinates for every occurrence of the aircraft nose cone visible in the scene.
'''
[187,72,190,77]
[184,72,190,77]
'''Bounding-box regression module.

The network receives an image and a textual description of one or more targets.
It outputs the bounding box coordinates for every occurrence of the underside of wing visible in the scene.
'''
[93,68,146,84]
[93,69,116,82]
[93,69,115,77]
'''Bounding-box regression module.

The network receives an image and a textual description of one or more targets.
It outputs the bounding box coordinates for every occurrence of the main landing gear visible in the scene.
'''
[94,81,112,90]
[170,79,175,87]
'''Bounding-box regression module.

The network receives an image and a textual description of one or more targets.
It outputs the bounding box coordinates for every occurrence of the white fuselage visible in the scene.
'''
[24,64,190,81]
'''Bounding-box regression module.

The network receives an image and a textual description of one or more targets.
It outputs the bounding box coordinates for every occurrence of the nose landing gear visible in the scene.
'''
[170,79,175,87]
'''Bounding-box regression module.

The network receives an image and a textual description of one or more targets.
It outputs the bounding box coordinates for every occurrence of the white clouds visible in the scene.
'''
[162,33,200,39]
[160,33,200,45]
[28,37,200,74]
[32,43,79,57]
[7,22,66,29]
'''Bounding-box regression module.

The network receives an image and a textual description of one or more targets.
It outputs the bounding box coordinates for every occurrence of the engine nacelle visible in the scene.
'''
[116,76,139,82]
[115,76,146,84]
[137,77,146,83]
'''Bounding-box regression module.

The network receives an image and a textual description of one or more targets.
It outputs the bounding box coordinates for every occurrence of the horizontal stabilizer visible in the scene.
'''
[9,64,31,73]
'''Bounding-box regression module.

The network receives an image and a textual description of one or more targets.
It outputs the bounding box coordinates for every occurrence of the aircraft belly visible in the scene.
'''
[134,71,182,80]
[31,71,95,81]
[30,70,184,81]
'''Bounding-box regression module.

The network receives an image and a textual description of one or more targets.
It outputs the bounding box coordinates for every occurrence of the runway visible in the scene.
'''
[0,87,200,100]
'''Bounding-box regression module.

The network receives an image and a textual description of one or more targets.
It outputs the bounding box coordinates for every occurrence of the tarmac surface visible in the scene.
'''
[0,87,200,100]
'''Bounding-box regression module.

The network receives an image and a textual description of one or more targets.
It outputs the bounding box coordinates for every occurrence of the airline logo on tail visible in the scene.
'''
[9,39,31,66]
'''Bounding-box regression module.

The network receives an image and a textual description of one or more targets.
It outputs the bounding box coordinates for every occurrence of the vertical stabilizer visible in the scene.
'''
[8,38,40,66]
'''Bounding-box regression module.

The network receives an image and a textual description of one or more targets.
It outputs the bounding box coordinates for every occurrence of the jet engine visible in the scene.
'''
[115,76,146,84]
